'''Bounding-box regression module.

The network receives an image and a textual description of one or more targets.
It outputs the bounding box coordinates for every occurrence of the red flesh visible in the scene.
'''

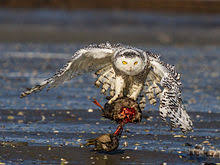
[92,99,136,136]
[119,107,136,124]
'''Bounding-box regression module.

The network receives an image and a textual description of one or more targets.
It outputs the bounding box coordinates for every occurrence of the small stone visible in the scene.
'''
[134,143,140,146]
[174,135,186,138]
[88,109,93,112]
[121,135,127,138]
[7,116,14,120]
[123,141,128,147]
[18,120,23,123]
[17,111,24,116]
[144,129,150,132]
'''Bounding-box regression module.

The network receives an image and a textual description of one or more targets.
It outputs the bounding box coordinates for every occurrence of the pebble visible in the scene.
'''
[174,135,186,138]
[121,135,127,138]
[144,129,150,132]
[17,111,24,116]
[18,120,23,123]
[60,158,68,164]
[123,141,128,147]
[88,109,93,112]
[134,143,140,146]
[7,116,14,120]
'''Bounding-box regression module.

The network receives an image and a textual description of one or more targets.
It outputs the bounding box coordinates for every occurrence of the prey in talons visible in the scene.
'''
[86,97,141,152]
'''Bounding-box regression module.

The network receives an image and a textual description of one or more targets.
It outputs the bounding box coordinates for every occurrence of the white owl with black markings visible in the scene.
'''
[21,42,193,133]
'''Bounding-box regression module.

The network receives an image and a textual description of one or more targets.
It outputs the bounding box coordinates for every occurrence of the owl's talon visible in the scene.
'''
[108,95,119,104]
[108,100,113,104]
[128,95,137,101]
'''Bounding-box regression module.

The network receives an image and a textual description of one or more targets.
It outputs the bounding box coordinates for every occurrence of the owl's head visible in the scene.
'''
[114,49,147,76]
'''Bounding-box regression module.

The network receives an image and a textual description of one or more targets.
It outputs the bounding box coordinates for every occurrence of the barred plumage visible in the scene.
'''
[21,42,193,133]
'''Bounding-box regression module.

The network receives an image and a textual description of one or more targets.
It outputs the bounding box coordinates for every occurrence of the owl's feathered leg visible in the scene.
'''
[108,76,124,104]
[109,77,115,96]
[127,82,143,101]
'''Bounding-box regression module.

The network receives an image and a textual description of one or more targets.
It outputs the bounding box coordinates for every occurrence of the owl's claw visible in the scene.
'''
[108,95,119,104]
[127,95,137,101]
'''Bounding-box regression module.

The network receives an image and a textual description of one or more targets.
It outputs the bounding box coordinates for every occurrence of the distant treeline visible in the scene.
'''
[1,0,220,13]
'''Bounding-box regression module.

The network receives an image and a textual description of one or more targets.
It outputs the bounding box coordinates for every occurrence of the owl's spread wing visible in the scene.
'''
[144,53,193,133]
[20,43,116,98]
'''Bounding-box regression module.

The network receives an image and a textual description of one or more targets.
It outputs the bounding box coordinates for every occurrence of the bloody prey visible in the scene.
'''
[87,97,142,151]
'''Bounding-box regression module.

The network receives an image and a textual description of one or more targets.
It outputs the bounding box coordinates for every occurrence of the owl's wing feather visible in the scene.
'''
[20,43,116,98]
[145,53,193,133]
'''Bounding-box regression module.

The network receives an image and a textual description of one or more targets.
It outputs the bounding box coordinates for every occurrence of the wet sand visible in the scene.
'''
[0,145,186,164]
[0,109,219,164]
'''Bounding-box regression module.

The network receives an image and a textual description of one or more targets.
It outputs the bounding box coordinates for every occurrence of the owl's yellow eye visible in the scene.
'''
[122,61,127,65]
[134,61,138,65]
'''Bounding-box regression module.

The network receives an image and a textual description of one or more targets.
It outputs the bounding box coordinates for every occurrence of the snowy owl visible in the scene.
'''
[20,42,193,132]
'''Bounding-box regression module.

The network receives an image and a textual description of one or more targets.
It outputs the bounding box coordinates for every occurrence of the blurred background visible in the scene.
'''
[0,0,220,44]
[0,1,220,164]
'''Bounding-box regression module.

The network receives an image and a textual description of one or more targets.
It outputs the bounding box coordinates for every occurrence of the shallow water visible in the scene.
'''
[0,9,220,164]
